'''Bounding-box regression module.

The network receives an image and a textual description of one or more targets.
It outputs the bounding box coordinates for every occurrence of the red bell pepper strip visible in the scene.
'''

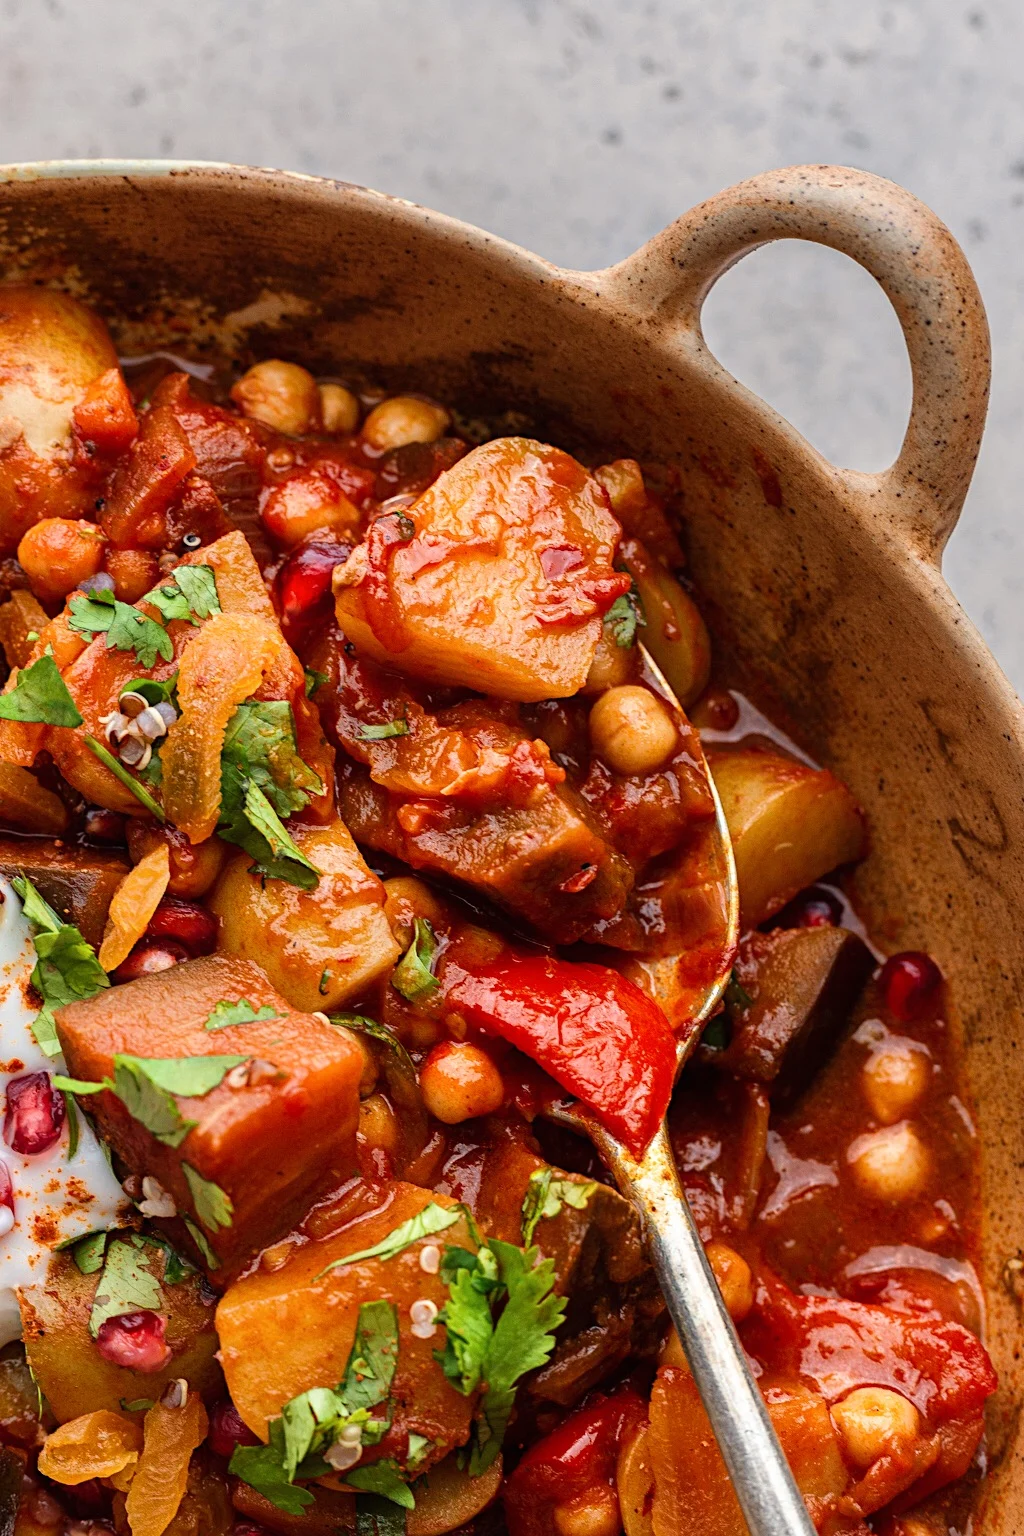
[441,948,676,1158]
[504,1387,648,1536]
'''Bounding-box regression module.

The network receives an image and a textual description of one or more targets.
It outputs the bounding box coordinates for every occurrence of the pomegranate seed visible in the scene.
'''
[113,940,189,983]
[95,1310,172,1373]
[208,1399,260,1459]
[879,951,943,1023]
[278,538,351,628]
[145,898,217,956]
[5,1072,65,1155]
[0,1161,14,1233]
[774,886,843,930]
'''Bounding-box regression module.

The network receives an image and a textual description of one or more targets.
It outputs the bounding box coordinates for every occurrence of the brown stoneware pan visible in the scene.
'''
[0,159,1019,1529]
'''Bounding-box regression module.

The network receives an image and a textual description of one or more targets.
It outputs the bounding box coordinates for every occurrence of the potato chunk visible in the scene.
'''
[217,1183,477,1474]
[55,956,364,1275]
[0,287,119,550]
[19,1247,220,1424]
[209,817,399,1012]
[333,437,628,701]
[707,746,865,927]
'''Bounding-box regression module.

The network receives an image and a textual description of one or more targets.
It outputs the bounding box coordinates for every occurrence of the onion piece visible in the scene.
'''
[99,843,171,972]
[37,1408,142,1485]
[161,611,284,843]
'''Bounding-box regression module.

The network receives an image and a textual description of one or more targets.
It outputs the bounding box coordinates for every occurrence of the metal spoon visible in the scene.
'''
[555,649,816,1536]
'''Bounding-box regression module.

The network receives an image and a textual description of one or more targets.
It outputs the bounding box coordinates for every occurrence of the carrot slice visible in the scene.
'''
[161,611,284,843]
[99,843,171,971]
[38,1409,142,1485]
[124,1392,208,1536]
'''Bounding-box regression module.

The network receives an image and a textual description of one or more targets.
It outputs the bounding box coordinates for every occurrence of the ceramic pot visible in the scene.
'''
[0,158,1019,1528]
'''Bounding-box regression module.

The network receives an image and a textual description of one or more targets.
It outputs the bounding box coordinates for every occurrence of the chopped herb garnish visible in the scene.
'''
[62,1090,79,1160]
[68,589,173,669]
[222,701,323,819]
[83,734,166,821]
[71,1230,108,1275]
[724,969,753,1014]
[58,1054,248,1148]
[701,1014,731,1050]
[330,1015,418,1083]
[318,1201,462,1278]
[231,1300,401,1514]
[143,565,220,625]
[13,874,109,1055]
[120,1397,155,1413]
[204,998,282,1031]
[356,718,409,741]
[520,1168,598,1247]
[0,654,83,726]
[346,1461,414,1510]
[183,1164,234,1233]
[406,1433,432,1472]
[604,579,645,649]
[436,1236,566,1474]
[123,674,178,707]
[318,969,330,996]
[391,918,439,1003]
[88,1234,163,1338]
[183,1217,219,1269]
[218,772,320,891]
[304,668,328,699]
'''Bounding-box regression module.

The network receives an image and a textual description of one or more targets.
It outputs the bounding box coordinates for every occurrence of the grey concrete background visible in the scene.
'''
[1,0,1021,687]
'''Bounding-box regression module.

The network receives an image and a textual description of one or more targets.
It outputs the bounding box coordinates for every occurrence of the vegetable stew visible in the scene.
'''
[0,284,995,1536]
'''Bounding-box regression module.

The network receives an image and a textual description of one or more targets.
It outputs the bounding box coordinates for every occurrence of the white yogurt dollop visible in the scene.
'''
[0,877,128,1344]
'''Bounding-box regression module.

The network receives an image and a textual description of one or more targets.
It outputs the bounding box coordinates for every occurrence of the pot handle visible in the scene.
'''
[605,165,990,560]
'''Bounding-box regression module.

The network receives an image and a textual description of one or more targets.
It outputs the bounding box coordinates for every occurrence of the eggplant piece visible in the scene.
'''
[19,1246,221,1423]
[55,956,365,1277]
[0,837,129,948]
[705,925,874,1106]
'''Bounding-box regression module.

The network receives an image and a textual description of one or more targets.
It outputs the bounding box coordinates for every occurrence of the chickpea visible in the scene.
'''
[583,625,635,694]
[589,685,677,776]
[830,1386,921,1469]
[420,1042,504,1124]
[260,471,361,548]
[553,1486,622,1536]
[105,547,161,604]
[127,822,226,899]
[231,359,320,436]
[17,518,105,603]
[848,1121,931,1203]
[361,395,450,452]
[359,1093,401,1157]
[706,1241,754,1322]
[318,382,360,434]
[862,1041,930,1125]
[383,875,448,949]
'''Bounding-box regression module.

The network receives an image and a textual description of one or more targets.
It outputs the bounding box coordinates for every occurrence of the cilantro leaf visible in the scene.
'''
[304,668,328,699]
[183,1217,219,1269]
[222,701,323,818]
[724,969,753,1013]
[71,1230,108,1275]
[604,580,645,649]
[183,1164,233,1232]
[346,1461,414,1510]
[82,733,166,821]
[471,1240,565,1473]
[218,773,320,890]
[121,1054,250,1097]
[13,874,109,1056]
[144,565,220,626]
[330,1015,418,1084]
[701,1014,730,1050]
[391,919,439,1003]
[109,1056,194,1147]
[318,1203,461,1277]
[204,998,282,1031]
[121,1397,155,1413]
[124,674,178,707]
[434,1256,494,1396]
[356,719,409,740]
[406,1433,432,1472]
[231,1302,400,1514]
[88,1234,163,1338]
[68,590,173,668]
[520,1168,598,1247]
[0,654,83,726]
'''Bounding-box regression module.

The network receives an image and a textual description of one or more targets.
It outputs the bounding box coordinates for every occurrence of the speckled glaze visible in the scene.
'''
[0,160,1020,1528]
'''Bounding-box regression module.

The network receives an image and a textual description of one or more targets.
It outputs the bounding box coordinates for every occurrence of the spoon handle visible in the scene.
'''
[601,1121,816,1536]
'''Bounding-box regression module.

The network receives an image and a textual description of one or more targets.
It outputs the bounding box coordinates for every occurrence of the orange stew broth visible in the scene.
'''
[0,313,994,1536]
